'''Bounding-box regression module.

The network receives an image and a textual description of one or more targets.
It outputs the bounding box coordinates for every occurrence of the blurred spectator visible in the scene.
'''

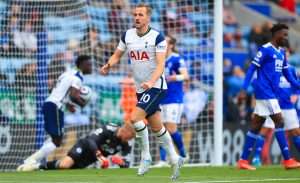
[248,24,264,56]
[108,0,131,37]
[223,7,237,26]
[65,38,80,70]
[223,58,232,76]
[19,21,37,57]
[80,26,102,65]
[9,16,23,57]
[261,21,273,44]
[223,32,234,48]
[0,73,9,91]
[183,78,208,124]
[47,53,66,91]
[162,1,181,35]
[280,0,296,13]
[224,66,252,123]
[233,28,247,48]
[0,29,10,56]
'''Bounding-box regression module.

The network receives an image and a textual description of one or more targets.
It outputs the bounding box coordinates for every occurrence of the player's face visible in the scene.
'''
[277,29,288,47]
[81,60,92,74]
[134,7,150,29]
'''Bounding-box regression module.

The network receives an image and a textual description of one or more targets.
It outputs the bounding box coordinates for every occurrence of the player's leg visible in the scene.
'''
[252,125,273,166]
[237,113,265,170]
[23,102,64,164]
[281,109,300,152]
[165,104,187,158]
[270,112,300,169]
[147,112,183,180]
[130,106,151,175]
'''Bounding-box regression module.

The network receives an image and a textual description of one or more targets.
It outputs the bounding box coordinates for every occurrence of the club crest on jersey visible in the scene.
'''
[130,51,149,61]
[275,59,283,72]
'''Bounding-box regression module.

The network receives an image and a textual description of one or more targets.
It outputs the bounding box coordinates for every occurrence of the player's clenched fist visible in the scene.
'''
[100,63,111,76]
[140,81,153,90]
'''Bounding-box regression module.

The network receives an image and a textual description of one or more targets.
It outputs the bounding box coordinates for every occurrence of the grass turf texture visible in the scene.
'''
[1,166,300,183]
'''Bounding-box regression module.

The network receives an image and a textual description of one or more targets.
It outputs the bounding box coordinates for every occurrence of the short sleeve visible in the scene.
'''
[155,33,167,52]
[71,77,82,89]
[178,58,187,68]
[252,47,267,67]
[117,32,127,51]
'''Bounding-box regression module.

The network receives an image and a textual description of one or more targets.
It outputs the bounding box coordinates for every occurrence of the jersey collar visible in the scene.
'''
[136,26,151,37]
[269,42,282,53]
[75,70,83,81]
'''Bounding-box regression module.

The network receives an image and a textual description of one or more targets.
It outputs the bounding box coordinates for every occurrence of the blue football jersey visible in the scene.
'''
[277,66,299,109]
[161,53,186,104]
[252,42,288,99]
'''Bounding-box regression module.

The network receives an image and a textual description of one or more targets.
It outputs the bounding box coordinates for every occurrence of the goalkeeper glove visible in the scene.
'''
[95,150,109,168]
[110,155,125,166]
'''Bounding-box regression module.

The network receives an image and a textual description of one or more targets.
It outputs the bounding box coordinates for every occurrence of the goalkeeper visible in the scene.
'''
[19,123,135,171]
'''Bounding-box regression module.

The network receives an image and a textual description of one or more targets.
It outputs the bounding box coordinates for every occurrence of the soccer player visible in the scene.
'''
[252,48,300,166]
[237,23,300,170]
[18,123,135,171]
[101,3,183,180]
[17,55,92,170]
[155,35,189,167]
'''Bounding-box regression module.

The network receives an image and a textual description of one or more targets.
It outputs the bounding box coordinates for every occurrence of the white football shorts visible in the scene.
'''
[160,103,184,124]
[263,109,299,130]
[254,99,281,117]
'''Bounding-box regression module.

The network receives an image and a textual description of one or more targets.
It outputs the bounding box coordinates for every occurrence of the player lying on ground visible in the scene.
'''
[252,48,300,166]
[237,23,300,170]
[101,2,183,180]
[18,123,135,171]
[17,55,92,170]
[155,35,189,167]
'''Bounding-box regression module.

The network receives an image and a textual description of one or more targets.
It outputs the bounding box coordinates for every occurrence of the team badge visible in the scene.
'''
[256,51,262,58]
[76,147,82,154]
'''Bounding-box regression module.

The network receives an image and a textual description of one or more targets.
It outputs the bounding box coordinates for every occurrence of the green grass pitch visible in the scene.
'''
[1,166,300,183]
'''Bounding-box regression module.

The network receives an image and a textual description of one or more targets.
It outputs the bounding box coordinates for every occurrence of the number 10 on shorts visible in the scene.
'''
[140,93,150,103]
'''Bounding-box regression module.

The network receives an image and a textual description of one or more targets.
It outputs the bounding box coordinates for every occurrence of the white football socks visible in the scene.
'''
[24,138,57,164]
[133,121,150,158]
[155,126,179,164]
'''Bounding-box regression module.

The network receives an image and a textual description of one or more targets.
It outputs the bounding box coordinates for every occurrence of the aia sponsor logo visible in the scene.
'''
[130,51,149,61]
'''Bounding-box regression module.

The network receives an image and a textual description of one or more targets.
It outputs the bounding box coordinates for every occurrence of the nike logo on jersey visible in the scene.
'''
[127,43,132,45]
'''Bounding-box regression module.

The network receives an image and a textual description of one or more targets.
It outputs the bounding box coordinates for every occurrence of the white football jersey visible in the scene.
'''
[117,27,168,93]
[46,70,83,109]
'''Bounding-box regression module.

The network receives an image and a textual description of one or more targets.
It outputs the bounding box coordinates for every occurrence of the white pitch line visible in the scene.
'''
[182,178,300,183]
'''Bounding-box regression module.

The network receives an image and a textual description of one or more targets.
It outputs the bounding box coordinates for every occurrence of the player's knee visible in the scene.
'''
[273,118,284,127]
[291,128,300,137]
[130,114,139,124]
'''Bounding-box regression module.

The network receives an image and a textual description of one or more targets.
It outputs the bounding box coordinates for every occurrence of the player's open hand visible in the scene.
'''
[237,89,247,104]
[140,81,153,90]
[66,103,76,113]
[100,63,111,76]
[167,71,177,82]
[110,155,124,166]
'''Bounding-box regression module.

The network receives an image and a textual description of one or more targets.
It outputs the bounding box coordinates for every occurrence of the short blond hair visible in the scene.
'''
[136,2,152,15]
[121,123,136,139]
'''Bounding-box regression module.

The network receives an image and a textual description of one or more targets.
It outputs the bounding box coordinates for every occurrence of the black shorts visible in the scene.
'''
[67,142,96,169]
